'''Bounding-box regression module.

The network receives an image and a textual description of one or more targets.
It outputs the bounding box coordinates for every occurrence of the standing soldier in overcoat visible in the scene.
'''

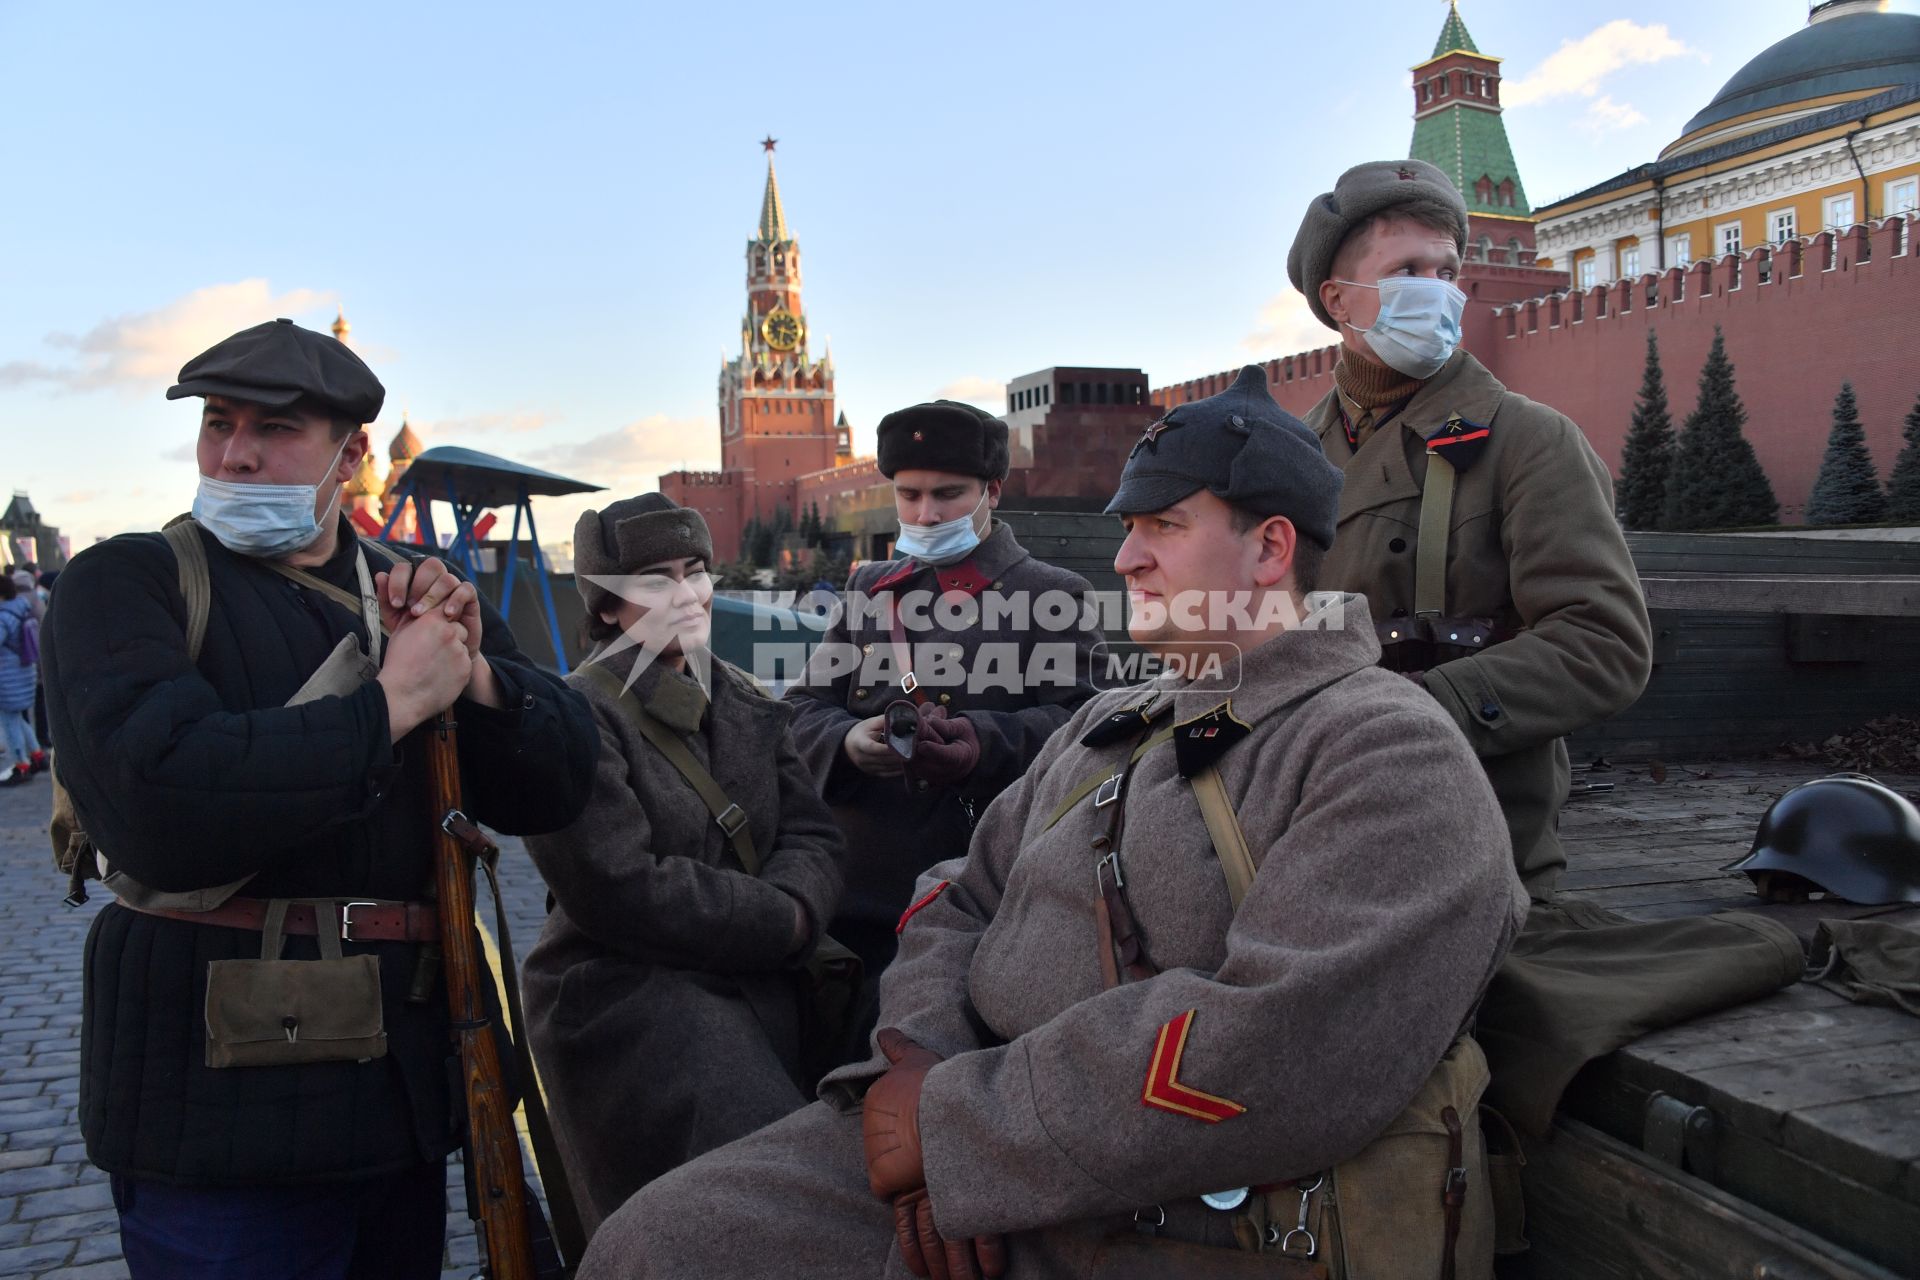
[42,318,598,1277]
[577,366,1528,1280]
[1285,159,1652,901]
[785,401,1099,1026]
[521,494,847,1239]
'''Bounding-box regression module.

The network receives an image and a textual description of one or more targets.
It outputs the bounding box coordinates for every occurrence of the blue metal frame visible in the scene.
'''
[372,472,573,673]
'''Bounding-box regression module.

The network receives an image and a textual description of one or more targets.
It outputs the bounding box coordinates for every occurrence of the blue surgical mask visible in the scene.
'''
[1337,275,1467,379]
[895,491,989,566]
[192,435,351,559]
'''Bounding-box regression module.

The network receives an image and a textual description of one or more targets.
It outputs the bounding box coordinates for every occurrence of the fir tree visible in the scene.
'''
[1887,393,1920,524]
[1662,327,1779,530]
[1804,383,1889,526]
[1616,329,1674,529]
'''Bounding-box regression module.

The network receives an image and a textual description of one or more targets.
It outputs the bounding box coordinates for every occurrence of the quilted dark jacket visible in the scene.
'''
[43,518,598,1185]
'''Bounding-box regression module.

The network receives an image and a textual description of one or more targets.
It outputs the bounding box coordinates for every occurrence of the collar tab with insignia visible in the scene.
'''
[870,555,992,599]
[1172,699,1254,777]
[934,561,993,598]
[1080,694,1173,748]
[1424,411,1492,473]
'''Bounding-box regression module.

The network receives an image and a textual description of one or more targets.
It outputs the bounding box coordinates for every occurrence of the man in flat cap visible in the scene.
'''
[577,368,1526,1280]
[1287,159,1651,900]
[42,317,599,1276]
[784,400,1098,1054]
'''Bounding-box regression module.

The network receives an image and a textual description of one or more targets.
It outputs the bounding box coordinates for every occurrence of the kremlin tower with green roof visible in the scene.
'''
[1409,2,1544,270]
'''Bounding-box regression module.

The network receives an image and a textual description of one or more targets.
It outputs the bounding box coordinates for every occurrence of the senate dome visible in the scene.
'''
[1666,2,1920,157]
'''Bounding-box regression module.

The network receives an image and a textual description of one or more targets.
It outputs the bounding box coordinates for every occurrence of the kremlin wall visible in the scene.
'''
[663,2,1920,561]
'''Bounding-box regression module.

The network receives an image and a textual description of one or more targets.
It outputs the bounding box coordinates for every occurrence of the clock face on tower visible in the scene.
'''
[761,307,805,352]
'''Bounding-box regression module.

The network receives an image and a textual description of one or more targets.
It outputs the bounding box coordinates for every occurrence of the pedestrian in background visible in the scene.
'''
[0,572,46,785]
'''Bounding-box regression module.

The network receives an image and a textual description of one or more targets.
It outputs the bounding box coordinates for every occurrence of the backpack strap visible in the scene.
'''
[574,662,760,875]
[160,518,212,663]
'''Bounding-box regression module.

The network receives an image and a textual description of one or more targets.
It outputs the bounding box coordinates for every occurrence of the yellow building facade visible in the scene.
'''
[1536,2,1920,285]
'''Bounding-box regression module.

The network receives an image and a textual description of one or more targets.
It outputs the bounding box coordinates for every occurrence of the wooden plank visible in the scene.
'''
[1687,1040,1920,1138]
[1640,576,1920,617]
[1784,1092,1920,1205]
[1508,1118,1907,1280]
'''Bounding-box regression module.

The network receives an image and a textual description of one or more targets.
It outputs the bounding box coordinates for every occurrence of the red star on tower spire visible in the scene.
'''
[761,136,778,154]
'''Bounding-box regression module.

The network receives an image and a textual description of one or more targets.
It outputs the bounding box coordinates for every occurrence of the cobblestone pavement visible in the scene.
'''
[0,772,556,1280]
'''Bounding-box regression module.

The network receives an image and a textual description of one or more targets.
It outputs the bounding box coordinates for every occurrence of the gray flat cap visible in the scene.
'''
[1105,366,1342,548]
[167,318,385,423]
[1286,158,1468,330]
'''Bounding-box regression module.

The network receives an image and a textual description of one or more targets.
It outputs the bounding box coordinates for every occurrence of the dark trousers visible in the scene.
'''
[111,1159,447,1280]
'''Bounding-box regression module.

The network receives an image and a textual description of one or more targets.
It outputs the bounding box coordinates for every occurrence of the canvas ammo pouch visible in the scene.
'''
[1091,1036,1494,1280]
[204,899,387,1069]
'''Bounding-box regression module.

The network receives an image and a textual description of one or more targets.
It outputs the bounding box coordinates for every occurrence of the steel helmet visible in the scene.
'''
[1725,774,1920,905]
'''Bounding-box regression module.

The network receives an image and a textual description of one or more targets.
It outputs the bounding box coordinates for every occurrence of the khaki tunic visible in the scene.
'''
[1305,350,1652,899]
[522,645,846,1237]
[581,595,1528,1279]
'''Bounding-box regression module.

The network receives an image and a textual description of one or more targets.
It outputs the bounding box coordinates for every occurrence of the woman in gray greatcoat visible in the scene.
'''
[522,494,846,1238]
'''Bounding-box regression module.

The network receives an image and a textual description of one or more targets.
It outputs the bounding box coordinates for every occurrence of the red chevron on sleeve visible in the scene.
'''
[1141,1009,1246,1123]
[894,880,952,934]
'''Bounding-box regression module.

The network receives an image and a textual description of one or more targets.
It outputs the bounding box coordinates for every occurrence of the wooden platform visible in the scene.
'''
[1526,761,1920,1277]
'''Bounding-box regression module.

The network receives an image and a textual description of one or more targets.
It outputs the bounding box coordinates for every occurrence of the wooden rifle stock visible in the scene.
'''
[427,712,540,1280]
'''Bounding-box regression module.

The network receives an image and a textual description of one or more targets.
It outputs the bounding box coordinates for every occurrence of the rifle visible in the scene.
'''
[427,711,570,1279]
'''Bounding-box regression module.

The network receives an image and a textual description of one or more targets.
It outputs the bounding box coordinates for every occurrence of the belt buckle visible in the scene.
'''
[339,901,379,942]
[715,803,750,839]
[901,671,920,695]
[1093,772,1124,808]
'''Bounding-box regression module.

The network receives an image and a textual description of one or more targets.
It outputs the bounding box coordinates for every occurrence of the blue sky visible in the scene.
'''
[3,0,1899,548]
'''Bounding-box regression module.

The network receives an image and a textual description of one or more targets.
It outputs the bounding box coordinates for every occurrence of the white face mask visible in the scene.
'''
[192,434,351,559]
[1336,275,1468,379]
[895,490,990,565]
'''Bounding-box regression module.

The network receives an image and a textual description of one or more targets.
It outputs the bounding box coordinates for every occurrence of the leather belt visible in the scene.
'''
[122,896,441,943]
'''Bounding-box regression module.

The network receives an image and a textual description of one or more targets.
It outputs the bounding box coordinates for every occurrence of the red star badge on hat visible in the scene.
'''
[1398,166,1415,180]
[1139,417,1179,449]
[912,430,924,441]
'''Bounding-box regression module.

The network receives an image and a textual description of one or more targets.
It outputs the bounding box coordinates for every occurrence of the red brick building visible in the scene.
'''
[661,142,852,560]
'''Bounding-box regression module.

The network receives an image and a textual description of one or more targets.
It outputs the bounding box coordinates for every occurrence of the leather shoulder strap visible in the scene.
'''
[575,662,760,875]
[1191,766,1257,910]
[1043,726,1177,832]
[160,518,211,662]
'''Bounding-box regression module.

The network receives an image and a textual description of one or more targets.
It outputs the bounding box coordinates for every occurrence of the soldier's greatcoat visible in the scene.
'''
[522,643,845,1237]
[785,520,1098,975]
[581,595,1528,1279]
[1305,350,1652,899]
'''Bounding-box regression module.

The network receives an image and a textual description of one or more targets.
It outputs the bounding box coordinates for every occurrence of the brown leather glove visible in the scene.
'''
[905,705,981,788]
[893,1187,1009,1279]
[864,1027,941,1197]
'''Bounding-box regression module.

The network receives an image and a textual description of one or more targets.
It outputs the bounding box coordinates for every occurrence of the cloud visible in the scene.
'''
[159,441,196,462]
[56,490,102,506]
[416,409,556,439]
[935,375,1003,407]
[1502,20,1697,110]
[0,279,336,396]
[1241,289,1335,358]
[526,415,717,490]
[1577,95,1649,136]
